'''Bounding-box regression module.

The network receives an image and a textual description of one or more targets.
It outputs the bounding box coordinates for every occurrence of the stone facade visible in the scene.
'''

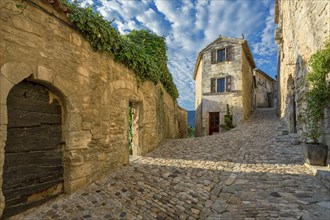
[274,0,329,147]
[194,36,257,136]
[254,69,276,108]
[0,0,187,217]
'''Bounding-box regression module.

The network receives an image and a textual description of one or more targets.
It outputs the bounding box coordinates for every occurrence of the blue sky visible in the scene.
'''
[79,0,278,110]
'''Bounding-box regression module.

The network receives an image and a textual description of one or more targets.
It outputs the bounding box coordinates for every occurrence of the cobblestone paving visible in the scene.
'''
[11,108,330,220]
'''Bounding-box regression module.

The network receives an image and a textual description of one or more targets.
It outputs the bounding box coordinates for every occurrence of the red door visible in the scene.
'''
[209,112,219,135]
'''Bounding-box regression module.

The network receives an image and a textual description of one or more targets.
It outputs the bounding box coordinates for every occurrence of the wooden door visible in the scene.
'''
[3,80,64,218]
[209,112,219,135]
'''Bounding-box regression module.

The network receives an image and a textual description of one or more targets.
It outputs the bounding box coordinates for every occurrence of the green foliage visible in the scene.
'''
[15,0,28,14]
[303,40,330,143]
[224,104,234,130]
[188,126,195,138]
[60,1,178,100]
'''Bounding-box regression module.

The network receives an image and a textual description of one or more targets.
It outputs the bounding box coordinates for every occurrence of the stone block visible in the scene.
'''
[113,80,126,91]
[77,66,89,77]
[64,113,82,132]
[37,65,56,83]
[71,33,82,46]
[53,75,77,97]
[0,74,13,105]
[66,131,91,150]
[64,177,87,194]
[0,104,7,125]
[68,163,92,180]
[1,62,34,85]
[12,16,43,36]
[64,150,84,165]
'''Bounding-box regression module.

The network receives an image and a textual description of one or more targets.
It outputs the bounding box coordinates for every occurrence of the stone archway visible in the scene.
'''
[2,80,64,218]
[108,80,145,165]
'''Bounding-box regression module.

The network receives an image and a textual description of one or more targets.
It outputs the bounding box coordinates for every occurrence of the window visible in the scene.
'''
[211,76,232,93]
[217,78,225,92]
[211,46,232,64]
[217,49,226,63]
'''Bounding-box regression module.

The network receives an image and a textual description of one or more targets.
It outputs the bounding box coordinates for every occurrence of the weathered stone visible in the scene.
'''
[226,195,241,205]
[3,108,330,220]
[275,0,330,151]
[211,199,227,214]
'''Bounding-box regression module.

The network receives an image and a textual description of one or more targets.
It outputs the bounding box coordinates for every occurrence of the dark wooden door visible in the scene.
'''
[209,112,219,135]
[3,80,64,218]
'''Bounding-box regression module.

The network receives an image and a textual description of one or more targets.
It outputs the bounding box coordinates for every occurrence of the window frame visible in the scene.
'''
[210,76,232,93]
[217,49,226,63]
[211,46,230,64]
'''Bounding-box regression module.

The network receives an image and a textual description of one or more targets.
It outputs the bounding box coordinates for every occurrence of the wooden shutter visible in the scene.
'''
[225,45,233,61]
[211,78,216,92]
[226,75,232,92]
[211,49,216,64]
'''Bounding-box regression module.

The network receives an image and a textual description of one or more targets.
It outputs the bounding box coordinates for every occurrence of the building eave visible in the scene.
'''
[254,68,276,82]
[193,52,202,80]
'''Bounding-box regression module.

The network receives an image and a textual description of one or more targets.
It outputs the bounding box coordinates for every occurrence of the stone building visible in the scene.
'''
[0,0,187,217]
[194,36,258,136]
[254,68,276,108]
[274,0,329,146]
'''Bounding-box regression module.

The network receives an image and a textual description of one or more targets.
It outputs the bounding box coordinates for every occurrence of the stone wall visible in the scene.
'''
[241,46,255,120]
[275,0,329,147]
[254,69,275,108]
[0,0,187,216]
[194,56,203,136]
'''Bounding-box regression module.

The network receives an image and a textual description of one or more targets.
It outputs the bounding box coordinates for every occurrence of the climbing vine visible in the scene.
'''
[60,0,178,100]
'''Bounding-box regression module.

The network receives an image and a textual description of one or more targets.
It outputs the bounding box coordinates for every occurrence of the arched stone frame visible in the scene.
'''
[106,80,144,165]
[0,62,80,215]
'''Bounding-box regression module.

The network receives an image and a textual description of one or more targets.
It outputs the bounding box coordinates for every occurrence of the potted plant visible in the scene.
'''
[302,40,330,166]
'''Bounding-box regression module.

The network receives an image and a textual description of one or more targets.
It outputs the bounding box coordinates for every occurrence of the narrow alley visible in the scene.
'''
[12,108,330,220]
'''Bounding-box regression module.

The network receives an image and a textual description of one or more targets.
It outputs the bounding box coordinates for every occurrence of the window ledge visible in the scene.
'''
[203,90,240,96]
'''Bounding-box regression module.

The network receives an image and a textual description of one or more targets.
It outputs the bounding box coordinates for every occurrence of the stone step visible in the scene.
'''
[274,135,292,142]
[316,169,330,189]
[275,125,289,135]
[305,163,330,189]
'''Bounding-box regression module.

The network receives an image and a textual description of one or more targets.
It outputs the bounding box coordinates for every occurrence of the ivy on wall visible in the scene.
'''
[60,1,179,100]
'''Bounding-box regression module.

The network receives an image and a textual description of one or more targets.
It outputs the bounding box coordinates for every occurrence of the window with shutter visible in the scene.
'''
[211,78,216,93]
[217,78,225,92]
[226,46,232,61]
[211,50,216,64]
[210,76,232,93]
[217,49,226,63]
[226,76,231,92]
[211,47,232,64]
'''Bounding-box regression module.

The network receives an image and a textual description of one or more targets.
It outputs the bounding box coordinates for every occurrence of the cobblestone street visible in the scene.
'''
[11,108,330,220]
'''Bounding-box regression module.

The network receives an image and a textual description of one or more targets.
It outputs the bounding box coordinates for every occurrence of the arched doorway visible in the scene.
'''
[2,80,64,218]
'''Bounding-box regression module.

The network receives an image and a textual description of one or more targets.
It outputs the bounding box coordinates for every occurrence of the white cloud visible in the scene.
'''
[136,9,168,36]
[85,0,276,110]
[79,0,94,8]
[252,5,277,56]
